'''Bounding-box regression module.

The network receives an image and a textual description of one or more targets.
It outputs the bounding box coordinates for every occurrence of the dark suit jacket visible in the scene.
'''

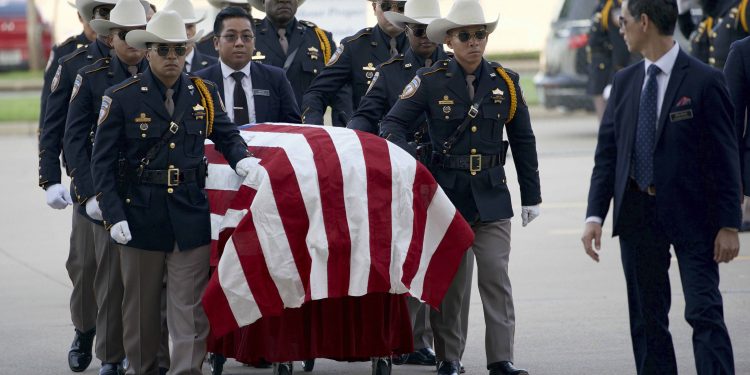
[188,49,218,73]
[194,62,301,124]
[723,37,750,196]
[587,48,742,241]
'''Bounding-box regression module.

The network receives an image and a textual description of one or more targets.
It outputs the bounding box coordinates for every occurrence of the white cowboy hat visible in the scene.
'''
[249,0,306,12]
[126,10,205,49]
[74,0,119,22]
[207,0,249,9]
[426,0,498,44]
[90,0,148,36]
[163,0,205,25]
[384,0,441,29]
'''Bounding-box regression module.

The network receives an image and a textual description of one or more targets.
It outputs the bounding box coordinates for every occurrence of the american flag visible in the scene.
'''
[202,124,474,338]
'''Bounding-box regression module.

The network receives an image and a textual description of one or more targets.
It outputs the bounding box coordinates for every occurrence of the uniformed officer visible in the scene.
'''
[163,0,218,72]
[677,0,750,68]
[586,0,638,121]
[91,10,254,375]
[196,0,253,58]
[37,0,117,372]
[301,0,408,125]
[39,1,95,138]
[62,1,148,374]
[380,1,542,374]
[249,0,352,126]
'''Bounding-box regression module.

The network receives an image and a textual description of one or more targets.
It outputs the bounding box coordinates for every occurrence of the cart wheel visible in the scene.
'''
[302,359,315,372]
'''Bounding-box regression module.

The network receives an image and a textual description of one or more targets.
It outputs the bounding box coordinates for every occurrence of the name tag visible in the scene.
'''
[252,89,270,97]
[669,109,693,122]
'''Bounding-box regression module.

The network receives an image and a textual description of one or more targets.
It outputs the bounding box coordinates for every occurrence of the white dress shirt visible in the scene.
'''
[184,49,195,72]
[586,43,681,225]
[220,60,256,124]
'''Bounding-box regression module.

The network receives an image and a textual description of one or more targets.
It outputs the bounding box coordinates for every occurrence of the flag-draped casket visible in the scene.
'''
[202,124,474,361]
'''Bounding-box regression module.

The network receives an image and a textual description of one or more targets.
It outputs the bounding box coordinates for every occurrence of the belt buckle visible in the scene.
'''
[469,154,482,173]
[646,185,656,196]
[167,167,180,187]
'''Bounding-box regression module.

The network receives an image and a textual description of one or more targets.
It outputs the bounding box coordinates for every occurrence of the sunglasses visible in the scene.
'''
[406,25,427,38]
[93,5,113,20]
[380,1,405,13]
[149,44,188,57]
[116,29,140,41]
[220,33,255,43]
[452,29,488,43]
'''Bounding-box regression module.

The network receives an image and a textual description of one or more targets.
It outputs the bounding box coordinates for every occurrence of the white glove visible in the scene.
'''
[677,0,696,14]
[45,183,73,209]
[521,205,541,227]
[602,84,612,101]
[110,220,132,244]
[235,157,258,177]
[85,199,103,221]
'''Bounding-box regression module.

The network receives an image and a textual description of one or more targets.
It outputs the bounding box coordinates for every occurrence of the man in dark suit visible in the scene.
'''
[195,6,300,125]
[195,0,253,58]
[582,1,741,374]
[723,35,750,230]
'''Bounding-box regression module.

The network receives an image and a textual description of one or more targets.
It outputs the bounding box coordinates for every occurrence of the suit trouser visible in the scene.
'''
[92,224,125,364]
[618,190,734,375]
[120,244,210,375]
[65,205,97,333]
[431,220,513,364]
[407,297,433,350]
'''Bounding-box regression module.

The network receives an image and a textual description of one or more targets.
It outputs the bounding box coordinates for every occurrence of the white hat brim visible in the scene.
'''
[90,19,147,36]
[426,16,497,44]
[249,0,306,12]
[78,0,119,22]
[208,0,252,8]
[182,12,206,25]
[127,29,204,50]
[384,11,438,29]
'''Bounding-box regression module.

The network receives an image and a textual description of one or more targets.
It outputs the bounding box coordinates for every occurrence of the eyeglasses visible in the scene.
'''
[116,29,133,41]
[93,5,113,20]
[406,25,427,38]
[380,1,405,13]
[149,44,188,57]
[220,33,255,43]
[452,29,488,43]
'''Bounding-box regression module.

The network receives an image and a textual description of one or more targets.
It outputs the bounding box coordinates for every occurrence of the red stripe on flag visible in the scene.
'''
[419,213,473,307]
[205,142,230,165]
[401,166,438,287]
[356,131,392,293]
[202,270,240,338]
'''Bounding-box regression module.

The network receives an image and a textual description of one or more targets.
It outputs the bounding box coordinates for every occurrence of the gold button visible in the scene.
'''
[126,198,131,204]
[726,23,731,29]
[170,143,176,149]
[470,149,477,155]
[709,57,716,65]
[167,188,174,194]
[141,133,147,138]
[470,171,477,176]
[169,165,175,169]
[199,130,203,135]
[471,126,477,133]
[710,46,715,52]
[444,116,449,120]
[313,69,318,74]
[598,63,605,69]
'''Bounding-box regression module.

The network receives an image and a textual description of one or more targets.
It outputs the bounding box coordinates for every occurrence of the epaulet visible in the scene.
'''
[61,48,87,64]
[198,31,214,43]
[59,35,77,48]
[299,20,317,28]
[343,27,373,44]
[423,59,450,76]
[381,54,404,67]
[112,76,141,93]
[83,57,111,75]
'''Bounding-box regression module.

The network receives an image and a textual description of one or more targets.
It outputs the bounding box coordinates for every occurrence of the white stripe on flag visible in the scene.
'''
[323,127,371,297]
[387,142,416,294]
[218,237,262,327]
[206,164,243,191]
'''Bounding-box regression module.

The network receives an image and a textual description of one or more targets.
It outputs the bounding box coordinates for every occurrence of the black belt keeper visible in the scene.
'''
[431,152,503,172]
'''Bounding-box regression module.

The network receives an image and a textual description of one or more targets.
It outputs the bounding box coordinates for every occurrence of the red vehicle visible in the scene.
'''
[0,0,53,71]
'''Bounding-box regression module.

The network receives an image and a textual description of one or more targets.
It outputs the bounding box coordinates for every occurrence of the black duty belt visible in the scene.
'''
[130,167,198,187]
[431,152,503,173]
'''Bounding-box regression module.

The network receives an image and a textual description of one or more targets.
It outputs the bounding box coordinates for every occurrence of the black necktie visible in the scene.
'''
[230,71,249,125]
[633,64,661,190]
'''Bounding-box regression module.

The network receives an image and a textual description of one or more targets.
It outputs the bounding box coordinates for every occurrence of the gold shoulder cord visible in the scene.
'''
[496,67,517,124]
[740,0,749,33]
[192,77,215,136]
[601,0,614,31]
[314,27,332,64]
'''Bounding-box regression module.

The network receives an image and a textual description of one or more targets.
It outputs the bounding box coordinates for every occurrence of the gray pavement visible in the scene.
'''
[0,113,747,374]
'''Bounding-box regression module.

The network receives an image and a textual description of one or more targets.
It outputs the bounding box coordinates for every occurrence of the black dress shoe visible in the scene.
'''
[405,347,437,365]
[488,361,529,375]
[208,353,226,375]
[159,367,168,375]
[302,359,315,372]
[68,328,95,372]
[437,360,461,375]
[99,363,124,375]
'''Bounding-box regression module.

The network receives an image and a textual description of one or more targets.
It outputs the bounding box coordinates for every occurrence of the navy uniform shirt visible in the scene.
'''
[380,58,542,223]
[252,17,352,126]
[301,25,407,125]
[91,70,250,252]
[680,0,749,68]
[38,39,110,189]
[39,32,90,137]
[348,46,449,137]
[586,0,636,95]
[64,54,148,213]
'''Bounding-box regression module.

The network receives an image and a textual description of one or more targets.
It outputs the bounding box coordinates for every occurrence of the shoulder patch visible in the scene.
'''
[400,75,421,99]
[366,71,380,95]
[327,44,344,66]
[70,74,83,102]
[50,65,63,93]
[97,96,113,126]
